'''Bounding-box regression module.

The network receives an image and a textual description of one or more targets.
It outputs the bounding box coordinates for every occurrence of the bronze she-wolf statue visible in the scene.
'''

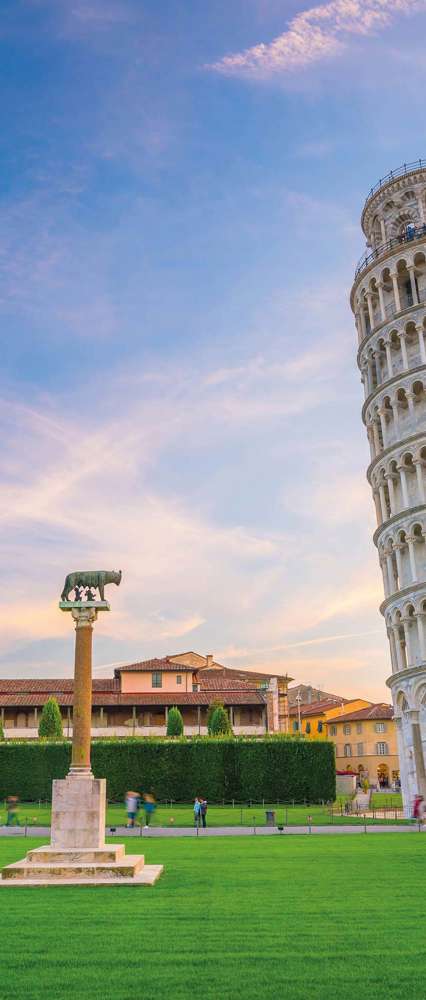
[61,570,122,602]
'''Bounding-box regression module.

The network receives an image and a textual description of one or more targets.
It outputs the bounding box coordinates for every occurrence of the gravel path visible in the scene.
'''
[0,823,423,837]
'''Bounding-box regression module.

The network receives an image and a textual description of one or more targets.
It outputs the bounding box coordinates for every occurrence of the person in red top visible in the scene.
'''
[413,794,424,821]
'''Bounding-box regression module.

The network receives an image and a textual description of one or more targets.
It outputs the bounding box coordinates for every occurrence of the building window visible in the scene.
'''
[292,720,299,732]
[151,672,162,688]
[305,722,311,734]
[356,722,363,734]
[343,723,351,735]
[176,675,182,685]
[376,742,388,755]
[375,722,386,733]
[344,743,352,757]
[357,743,364,756]
[329,724,337,736]
[317,721,323,733]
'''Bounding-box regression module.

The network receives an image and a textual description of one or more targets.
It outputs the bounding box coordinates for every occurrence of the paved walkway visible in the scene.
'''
[0,824,423,837]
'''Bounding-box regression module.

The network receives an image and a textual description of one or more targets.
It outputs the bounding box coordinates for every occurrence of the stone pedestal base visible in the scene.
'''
[0,774,164,888]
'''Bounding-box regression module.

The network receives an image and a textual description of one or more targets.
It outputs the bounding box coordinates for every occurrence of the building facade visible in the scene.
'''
[0,653,292,738]
[327,704,398,787]
[351,160,426,811]
[288,698,371,740]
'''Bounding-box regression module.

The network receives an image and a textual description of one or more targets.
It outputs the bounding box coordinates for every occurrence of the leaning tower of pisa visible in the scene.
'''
[351,160,426,812]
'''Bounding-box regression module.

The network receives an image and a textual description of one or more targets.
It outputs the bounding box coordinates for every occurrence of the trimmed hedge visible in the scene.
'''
[0,738,336,803]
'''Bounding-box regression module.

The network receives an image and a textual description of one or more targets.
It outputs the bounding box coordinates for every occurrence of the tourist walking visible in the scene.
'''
[5,796,20,827]
[125,790,140,828]
[194,796,202,828]
[143,791,157,828]
[200,797,208,828]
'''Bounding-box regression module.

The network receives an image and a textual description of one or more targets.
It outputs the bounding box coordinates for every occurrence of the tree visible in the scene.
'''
[207,700,222,735]
[38,697,63,738]
[167,706,184,737]
[209,704,232,736]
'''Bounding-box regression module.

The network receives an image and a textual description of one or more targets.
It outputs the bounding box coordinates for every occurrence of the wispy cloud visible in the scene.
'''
[208,0,424,78]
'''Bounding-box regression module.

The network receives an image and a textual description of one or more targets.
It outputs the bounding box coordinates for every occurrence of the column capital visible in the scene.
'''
[406,709,420,723]
[71,607,99,629]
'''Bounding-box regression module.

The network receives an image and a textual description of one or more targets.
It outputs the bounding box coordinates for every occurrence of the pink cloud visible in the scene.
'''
[208,0,425,78]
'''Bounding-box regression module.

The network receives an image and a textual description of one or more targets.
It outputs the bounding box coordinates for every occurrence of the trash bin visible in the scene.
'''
[265,810,276,826]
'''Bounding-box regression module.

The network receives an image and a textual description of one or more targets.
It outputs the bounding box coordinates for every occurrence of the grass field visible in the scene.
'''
[0,834,424,999]
[1,797,406,828]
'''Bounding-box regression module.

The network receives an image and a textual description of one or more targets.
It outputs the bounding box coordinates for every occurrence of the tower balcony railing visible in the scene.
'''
[355,224,426,280]
[364,159,426,205]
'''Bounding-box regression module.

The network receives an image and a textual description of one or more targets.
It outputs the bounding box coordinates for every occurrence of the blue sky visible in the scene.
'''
[2,0,426,698]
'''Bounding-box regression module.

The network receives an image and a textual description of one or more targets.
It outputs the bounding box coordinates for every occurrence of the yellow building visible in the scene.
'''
[326,704,399,788]
[289,697,371,740]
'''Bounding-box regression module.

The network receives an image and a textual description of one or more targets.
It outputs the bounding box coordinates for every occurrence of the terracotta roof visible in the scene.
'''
[0,678,117,693]
[199,676,258,692]
[199,666,292,685]
[114,658,194,676]
[289,698,347,717]
[0,690,265,708]
[328,703,394,724]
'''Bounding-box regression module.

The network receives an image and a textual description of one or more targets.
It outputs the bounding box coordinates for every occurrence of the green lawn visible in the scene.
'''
[0,834,425,999]
[1,799,407,828]
[370,792,403,808]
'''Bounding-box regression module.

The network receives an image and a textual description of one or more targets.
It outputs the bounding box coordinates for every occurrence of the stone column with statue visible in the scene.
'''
[1,571,163,887]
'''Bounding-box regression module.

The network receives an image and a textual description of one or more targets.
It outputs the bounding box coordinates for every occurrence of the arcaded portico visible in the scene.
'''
[351,160,426,813]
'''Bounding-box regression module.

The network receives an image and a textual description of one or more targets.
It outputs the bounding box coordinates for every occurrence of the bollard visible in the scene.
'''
[253,814,256,835]
[364,813,367,834]
[307,815,312,834]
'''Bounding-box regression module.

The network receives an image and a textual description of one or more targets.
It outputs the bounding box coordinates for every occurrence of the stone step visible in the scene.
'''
[0,864,164,888]
[2,855,145,881]
[26,846,126,864]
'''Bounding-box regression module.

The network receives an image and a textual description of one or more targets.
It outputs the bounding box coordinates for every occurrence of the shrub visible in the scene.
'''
[38,697,63,739]
[209,705,232,736]
[167,707,184,737]
[0,737,335,803]
[0,720,4,741]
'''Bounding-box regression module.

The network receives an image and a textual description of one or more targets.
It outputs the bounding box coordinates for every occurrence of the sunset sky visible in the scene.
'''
[2,0,426,698]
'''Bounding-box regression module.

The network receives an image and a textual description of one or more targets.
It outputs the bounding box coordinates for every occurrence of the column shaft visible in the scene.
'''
[391,274,401,313]
[71,622,93,770]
